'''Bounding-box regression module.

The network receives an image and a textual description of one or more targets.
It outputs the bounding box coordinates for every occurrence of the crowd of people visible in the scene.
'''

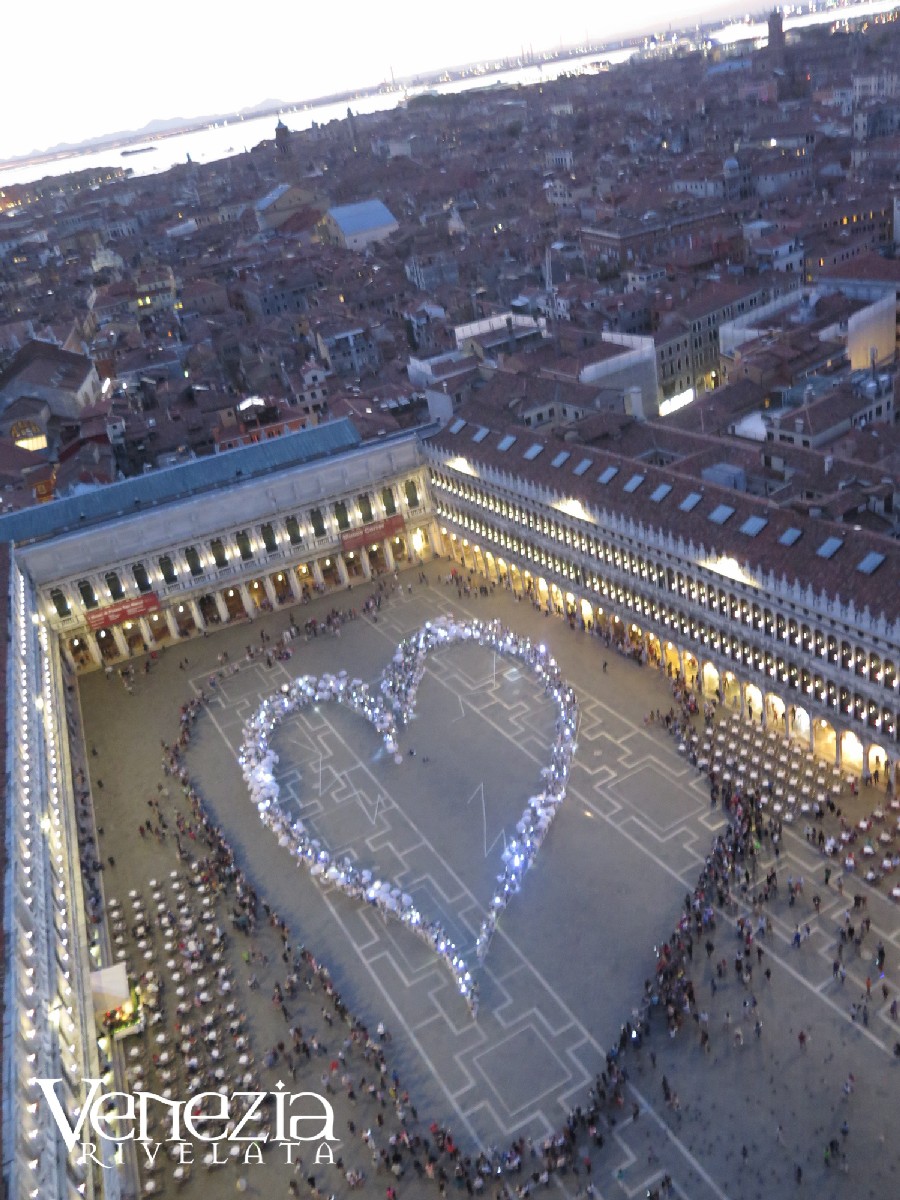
[67,560,896,1198]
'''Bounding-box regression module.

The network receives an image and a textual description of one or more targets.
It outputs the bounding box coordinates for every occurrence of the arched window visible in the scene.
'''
[357,494,374,524]
[50,588,70,618]
[235,532,253,562]
[159,555,177,585]
[132,563,152,593]
[333,501,350,532]
[405,479,420,509]
[310,508,326,538]
[78,580,98,609]
[105,571,124,601]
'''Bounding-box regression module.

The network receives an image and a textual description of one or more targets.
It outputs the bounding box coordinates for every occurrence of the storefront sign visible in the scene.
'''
[340,513,405,553]
[86,593,160,632]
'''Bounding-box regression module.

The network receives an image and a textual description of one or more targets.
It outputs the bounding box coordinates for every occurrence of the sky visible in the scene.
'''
[4,0,749,159]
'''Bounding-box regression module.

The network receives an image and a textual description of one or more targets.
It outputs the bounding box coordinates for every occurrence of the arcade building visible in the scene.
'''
[2,415,897,1198]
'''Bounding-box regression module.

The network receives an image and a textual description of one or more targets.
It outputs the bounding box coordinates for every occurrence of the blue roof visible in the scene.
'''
[0,420,362,545]
[255,183,293,211]
[328,199,397,236]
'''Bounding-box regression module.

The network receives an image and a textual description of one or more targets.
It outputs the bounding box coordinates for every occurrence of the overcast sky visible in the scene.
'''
[4,0,748,159]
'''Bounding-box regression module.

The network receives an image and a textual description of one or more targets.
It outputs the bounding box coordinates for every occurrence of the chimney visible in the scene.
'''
[624,385,646,421]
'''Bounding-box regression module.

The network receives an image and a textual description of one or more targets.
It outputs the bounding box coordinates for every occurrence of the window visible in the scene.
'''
[598,466,619,485]
[159,555,177,585]
[497,435,517,452]
[405,479,420,508]
[739,516,768,537]
[816,537,843,559]
[260,523,278,553]
[285,516,303,545]
[310,508,326,538]
[708,504,735,525]
[382,487,397,516]
[551,451,571,468]
[105,571,124,600]
[649,484,672,503]
[857,552,884,576]
[78,580,98,609]
[210,538,228,568]
[132,564,152,594]
[357,494,374,524]
[448,418,466,434]
[50,588,70,618]
[524,442,544,461]
[333,502,350,532]
[779,527,802,547]
[623,473,645,493]
[573,457,592,476]
[679,491,702,512]
[471,426,490,443]
[235,531,253,561]
[184,546,203,576]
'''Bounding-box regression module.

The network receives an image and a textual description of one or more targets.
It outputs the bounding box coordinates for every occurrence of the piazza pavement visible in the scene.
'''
[77,559,900,1200]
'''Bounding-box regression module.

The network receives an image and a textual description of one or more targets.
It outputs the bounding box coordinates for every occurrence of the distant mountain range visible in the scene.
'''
[11,100,291,163]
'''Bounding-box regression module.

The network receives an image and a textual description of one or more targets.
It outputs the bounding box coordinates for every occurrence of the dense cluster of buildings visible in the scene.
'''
[2,9,900,1198]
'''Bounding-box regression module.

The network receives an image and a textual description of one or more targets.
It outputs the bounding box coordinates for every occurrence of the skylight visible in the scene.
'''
[708,504,735,525]
[623,473,645,493]
[471,426,490,443]
[649,484,672,503]
[598,466,619,485]
[448,418,466,434]
[778,527,802,547]
[856,551,885,576]
[816,536,843,559]
[523,442,544,461]
[497,434,517,452]
[739,516,768,537]
[679,491,702,512]
[572,457,592,477]
[551,451,571,468]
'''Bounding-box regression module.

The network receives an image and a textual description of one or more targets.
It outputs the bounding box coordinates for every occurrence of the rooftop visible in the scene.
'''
[0,419,362,545]
[327,199,398,236]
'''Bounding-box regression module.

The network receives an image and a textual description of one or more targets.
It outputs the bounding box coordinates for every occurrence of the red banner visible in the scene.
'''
[86,593,160,631]
[340,513,406,553]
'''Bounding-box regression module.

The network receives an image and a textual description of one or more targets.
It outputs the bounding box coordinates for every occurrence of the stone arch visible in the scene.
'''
[840,730,864,776]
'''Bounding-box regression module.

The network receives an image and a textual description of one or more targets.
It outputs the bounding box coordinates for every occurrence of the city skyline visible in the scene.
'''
[6,0,756,161]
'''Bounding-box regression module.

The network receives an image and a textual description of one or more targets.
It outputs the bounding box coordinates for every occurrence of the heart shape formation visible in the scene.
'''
[238,617,578,1012]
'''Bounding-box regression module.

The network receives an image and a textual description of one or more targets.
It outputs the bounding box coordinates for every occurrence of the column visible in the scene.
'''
[110,626,129,658]
[138,617,154,646]
[189,600,206,632]
[278,571,297,602]
[262,576,279,608]
[360,551,372,581]
[428,523,443,557]
[239,584,255,615]
[164,607,180,639]
[335,555,350,586]
[310,560,325,589]
[214,592,230,624]
[82,634,103,667]
[382,540,395,571]
[834,732,842,768]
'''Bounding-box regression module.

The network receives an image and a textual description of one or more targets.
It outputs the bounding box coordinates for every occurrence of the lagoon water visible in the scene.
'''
[2,1,896,189]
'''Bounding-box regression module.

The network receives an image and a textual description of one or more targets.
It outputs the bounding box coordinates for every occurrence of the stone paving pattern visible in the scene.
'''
[78,564,900,1200]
